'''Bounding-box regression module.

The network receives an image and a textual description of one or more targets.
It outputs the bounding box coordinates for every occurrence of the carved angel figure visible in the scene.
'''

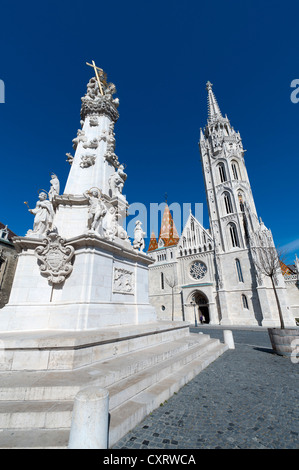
[49,173,60,201]
[83,138,98,149]
[108,165,127,198]
[133,220,145,252]
[86,77,100,99]
[84,189,107,232]
[72,129,87,150]
[80,154,96,168]
[27,192,54,237]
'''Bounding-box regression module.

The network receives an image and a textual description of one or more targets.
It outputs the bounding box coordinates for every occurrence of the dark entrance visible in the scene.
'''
[193,291,210,324]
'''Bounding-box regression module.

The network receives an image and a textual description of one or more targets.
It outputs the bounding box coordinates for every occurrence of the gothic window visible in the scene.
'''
[236,259,244,282]
[191,219,194,232]
[187,229,191,246]
[238,192,245,212]
[218,163,227,183]
[231,161,239,180]
[196,228,201,245]
[242,294,249,309]
[161,272,164,290]
[224,192,233,214]
[229,223,239,248]
[183,237,186,248]
[190,261,207,280]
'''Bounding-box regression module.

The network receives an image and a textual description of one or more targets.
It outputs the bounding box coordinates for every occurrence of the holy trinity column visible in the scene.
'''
[0,62,154,331]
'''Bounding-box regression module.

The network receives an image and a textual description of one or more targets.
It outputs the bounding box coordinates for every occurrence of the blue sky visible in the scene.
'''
[0,0,298,263]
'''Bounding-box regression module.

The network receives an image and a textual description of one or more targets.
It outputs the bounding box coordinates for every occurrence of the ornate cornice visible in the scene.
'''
[80,96,119,122]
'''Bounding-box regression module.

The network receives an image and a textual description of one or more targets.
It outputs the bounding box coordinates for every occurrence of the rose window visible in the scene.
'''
[190,261,207,280]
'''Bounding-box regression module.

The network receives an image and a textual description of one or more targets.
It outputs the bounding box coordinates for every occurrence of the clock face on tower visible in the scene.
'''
[189,261,207,280]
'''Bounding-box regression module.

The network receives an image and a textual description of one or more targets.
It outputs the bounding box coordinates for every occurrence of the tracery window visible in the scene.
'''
[218,162,227,183]
[236,259,244,282]
[229,223,239,248]
[189,261,207,280]
[231,161,239,180]
[238,192,245,212]
[224,192,233,214]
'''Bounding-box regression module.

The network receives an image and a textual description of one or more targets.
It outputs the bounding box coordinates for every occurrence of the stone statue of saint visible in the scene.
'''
[133,220,145,252]
[27,192,54,237]
[84,189,107,232]
[49,173,60,201]
[108,165,127,198]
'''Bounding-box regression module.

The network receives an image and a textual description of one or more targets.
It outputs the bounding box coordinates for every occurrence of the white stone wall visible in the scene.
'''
[286,281,299,319]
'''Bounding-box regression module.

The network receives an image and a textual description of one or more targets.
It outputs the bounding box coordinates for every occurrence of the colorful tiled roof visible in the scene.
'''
[280,260,295,275]
[148,231,158,252]
[158,203,180,247]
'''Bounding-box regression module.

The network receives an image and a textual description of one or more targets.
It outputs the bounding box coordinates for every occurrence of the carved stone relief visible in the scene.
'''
[83,138,98,149]
[113,267,135,294]
[80,154,96,168]
[35,231,75,285]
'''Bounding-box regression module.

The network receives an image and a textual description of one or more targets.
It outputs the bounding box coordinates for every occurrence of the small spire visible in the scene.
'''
[148,231,158,252]
[206,81,223,121]
[158,203,180,247]
[199,128,205,142]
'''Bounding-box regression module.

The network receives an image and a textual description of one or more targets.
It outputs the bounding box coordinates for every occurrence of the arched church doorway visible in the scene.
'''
[192,291,210,324]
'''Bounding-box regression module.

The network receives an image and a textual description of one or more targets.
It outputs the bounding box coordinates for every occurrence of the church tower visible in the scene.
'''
[199,82,294,326]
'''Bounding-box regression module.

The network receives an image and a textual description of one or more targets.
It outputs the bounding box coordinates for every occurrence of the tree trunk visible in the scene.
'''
[171,287,174,321]
[271,275,285,329]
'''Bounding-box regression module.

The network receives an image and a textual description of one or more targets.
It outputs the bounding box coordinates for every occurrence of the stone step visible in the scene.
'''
[0,339,228,448]
[0,401,73,430]
[108,336,220,410]
[0,333,210,402]
[0,335,217,431]
[0,322,190,372]
[0,342,227,449]
[0,429,69,449]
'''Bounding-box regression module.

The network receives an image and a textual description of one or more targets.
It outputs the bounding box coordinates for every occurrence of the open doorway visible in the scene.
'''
[193,291,210,324]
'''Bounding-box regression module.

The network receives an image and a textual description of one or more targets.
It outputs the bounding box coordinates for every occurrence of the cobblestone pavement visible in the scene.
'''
[112,327,299,449]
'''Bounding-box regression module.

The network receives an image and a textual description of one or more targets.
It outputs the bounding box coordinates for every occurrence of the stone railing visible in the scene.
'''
[284,274,298,284]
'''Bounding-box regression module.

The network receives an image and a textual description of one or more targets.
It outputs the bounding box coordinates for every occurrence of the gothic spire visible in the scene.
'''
[148,231,158,252]
[158,204,180,247]
[206,81,223,121]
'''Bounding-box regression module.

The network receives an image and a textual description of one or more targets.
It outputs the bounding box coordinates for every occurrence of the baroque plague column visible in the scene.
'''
[0,62,156,331]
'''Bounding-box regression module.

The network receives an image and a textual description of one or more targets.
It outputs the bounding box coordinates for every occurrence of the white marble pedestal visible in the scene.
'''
[0,232,156,332]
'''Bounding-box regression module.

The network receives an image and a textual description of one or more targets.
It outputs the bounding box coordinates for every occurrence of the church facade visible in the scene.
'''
[148,83,299,327]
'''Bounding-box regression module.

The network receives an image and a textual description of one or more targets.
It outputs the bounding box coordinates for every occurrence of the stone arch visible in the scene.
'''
[188,290,210,324]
